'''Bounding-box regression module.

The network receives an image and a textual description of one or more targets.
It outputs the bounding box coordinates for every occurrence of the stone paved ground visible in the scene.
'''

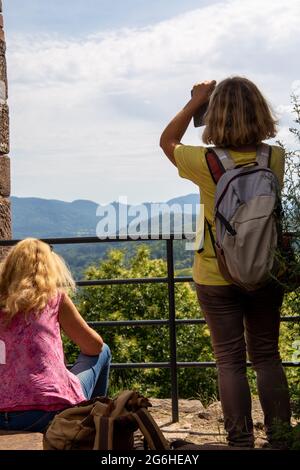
[0,398,297,450]
[149,398,267,448]
[0,430,43,450]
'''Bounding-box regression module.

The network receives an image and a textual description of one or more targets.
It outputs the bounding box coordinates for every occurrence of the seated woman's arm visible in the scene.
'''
[159,80,216,165]
[59,294,103,356]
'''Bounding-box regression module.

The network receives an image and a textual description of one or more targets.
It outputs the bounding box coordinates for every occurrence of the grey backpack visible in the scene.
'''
[205,143,282,291]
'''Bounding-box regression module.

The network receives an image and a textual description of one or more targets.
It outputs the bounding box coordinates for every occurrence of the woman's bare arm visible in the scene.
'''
[59,293,103,356]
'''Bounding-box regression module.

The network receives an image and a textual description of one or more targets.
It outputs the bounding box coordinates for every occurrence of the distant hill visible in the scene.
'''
[11,194,200,238]
[9,195,198,278]
[11,197,99,238]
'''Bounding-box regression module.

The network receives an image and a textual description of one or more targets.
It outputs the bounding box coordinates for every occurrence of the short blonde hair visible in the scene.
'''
[0,238,76,324]
[202,76,277,147]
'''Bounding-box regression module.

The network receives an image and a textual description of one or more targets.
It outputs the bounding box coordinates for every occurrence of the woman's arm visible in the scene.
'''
[159,80,216,166]
[59,294,103,356]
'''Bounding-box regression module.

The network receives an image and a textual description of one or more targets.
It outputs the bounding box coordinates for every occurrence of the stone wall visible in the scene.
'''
[0,1,11,260]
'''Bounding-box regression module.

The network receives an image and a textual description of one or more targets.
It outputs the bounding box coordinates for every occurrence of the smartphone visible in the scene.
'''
[191,90,209,127]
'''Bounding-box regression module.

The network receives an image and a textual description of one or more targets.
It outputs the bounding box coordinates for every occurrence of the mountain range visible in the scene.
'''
[11,194,200,238]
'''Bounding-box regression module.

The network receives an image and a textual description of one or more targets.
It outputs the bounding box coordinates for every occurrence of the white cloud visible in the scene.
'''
[6,0,300,203]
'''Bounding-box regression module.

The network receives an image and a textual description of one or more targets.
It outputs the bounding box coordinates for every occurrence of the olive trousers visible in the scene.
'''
[195,281,291,447]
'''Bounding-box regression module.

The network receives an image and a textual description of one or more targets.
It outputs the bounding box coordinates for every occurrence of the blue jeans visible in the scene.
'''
[0,344,111,433]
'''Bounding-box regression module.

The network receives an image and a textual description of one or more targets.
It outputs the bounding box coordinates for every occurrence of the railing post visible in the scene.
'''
[166,238,179,422]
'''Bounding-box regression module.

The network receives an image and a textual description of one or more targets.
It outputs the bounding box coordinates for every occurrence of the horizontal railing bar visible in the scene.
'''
[89,320,169,327]
[88,316,300,328]
[0,232,297,246]
[77,361,299,369]
[68,361,299,369]
[110,362,170,369]
[280,316,300,322]
[77,277,168,286]
[0,234,196,246]
[77,277,193,286]
[176,361,300,368]
[88,319,206,327]
[76,276,193,286]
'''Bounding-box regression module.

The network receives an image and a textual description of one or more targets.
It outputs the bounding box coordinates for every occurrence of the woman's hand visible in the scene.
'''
[160,80,216,165]
[191,80,217,105]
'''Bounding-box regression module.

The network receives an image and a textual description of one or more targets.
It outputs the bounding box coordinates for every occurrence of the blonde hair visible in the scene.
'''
[0,238,76,324]
[202,76,277,147]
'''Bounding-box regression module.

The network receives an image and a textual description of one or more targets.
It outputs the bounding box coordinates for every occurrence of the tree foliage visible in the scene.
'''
[276,93,300,424]
[64,246,217,402]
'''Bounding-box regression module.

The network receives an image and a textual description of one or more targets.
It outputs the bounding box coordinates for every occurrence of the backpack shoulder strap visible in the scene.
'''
[93,415,115,450]
[132,408,170,450]
[256,143,271,167]
[205,147,235,184]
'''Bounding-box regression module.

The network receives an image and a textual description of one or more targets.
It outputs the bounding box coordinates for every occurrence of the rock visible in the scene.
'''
[0,41,7,89]
[0,197,11,238]
[0,155,10,197]
[0,103,9,154]
[254,421,265,430]
[198,412,211,420]
[179,399,206,414]
[0,196,11,261]
[150,398,205,414]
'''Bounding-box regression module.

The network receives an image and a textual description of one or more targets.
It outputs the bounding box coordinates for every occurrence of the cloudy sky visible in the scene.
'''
[4,0,300,205]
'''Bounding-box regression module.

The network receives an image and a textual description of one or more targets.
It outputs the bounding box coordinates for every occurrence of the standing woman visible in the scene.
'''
[160,77,291,448]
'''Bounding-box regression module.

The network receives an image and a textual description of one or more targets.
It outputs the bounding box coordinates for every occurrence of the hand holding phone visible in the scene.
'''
[191,80,216,127]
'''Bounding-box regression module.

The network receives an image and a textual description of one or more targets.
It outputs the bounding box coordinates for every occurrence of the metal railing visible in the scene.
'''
[0,235,299,422]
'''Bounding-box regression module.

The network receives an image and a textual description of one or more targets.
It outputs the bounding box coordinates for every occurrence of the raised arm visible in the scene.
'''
[59,293,103,356]
[159,80,216,166]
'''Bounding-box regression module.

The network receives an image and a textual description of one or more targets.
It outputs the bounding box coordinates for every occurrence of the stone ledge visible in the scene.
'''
[0,398,285,450]
[0,431,43,450]
[0,431,260,451]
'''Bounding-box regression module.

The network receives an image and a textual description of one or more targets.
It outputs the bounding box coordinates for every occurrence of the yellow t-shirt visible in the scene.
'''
[174,144,285,286]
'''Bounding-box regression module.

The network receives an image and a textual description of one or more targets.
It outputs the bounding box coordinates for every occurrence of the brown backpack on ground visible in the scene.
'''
[43,390,171,451]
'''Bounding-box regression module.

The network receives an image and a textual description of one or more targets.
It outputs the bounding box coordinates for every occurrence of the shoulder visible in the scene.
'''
[174,144,207,160]
[174,144,209,184]
[270,144,285,159]
[269,144,285,188]
[57,291,71,311]
[47,290,66,313]
[269,144,285,168]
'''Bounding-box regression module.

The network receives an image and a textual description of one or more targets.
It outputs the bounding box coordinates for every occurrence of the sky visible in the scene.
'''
[3,0,300,205]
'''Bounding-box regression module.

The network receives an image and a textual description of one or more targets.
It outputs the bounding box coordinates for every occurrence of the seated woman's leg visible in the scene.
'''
[0,410,58,433]
[70,343,112,399]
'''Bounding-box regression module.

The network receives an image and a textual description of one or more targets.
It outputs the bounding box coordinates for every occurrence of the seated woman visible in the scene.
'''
[0,238,111,433]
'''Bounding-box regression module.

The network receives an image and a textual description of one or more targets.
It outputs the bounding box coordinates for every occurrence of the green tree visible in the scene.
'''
[277,93,300,421]
[64,245,216,402]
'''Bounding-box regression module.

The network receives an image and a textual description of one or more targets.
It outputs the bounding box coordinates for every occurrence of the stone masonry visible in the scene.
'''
[0,0,11,260]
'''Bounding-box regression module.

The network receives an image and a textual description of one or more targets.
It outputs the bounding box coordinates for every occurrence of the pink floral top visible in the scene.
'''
[0,292,86,411]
